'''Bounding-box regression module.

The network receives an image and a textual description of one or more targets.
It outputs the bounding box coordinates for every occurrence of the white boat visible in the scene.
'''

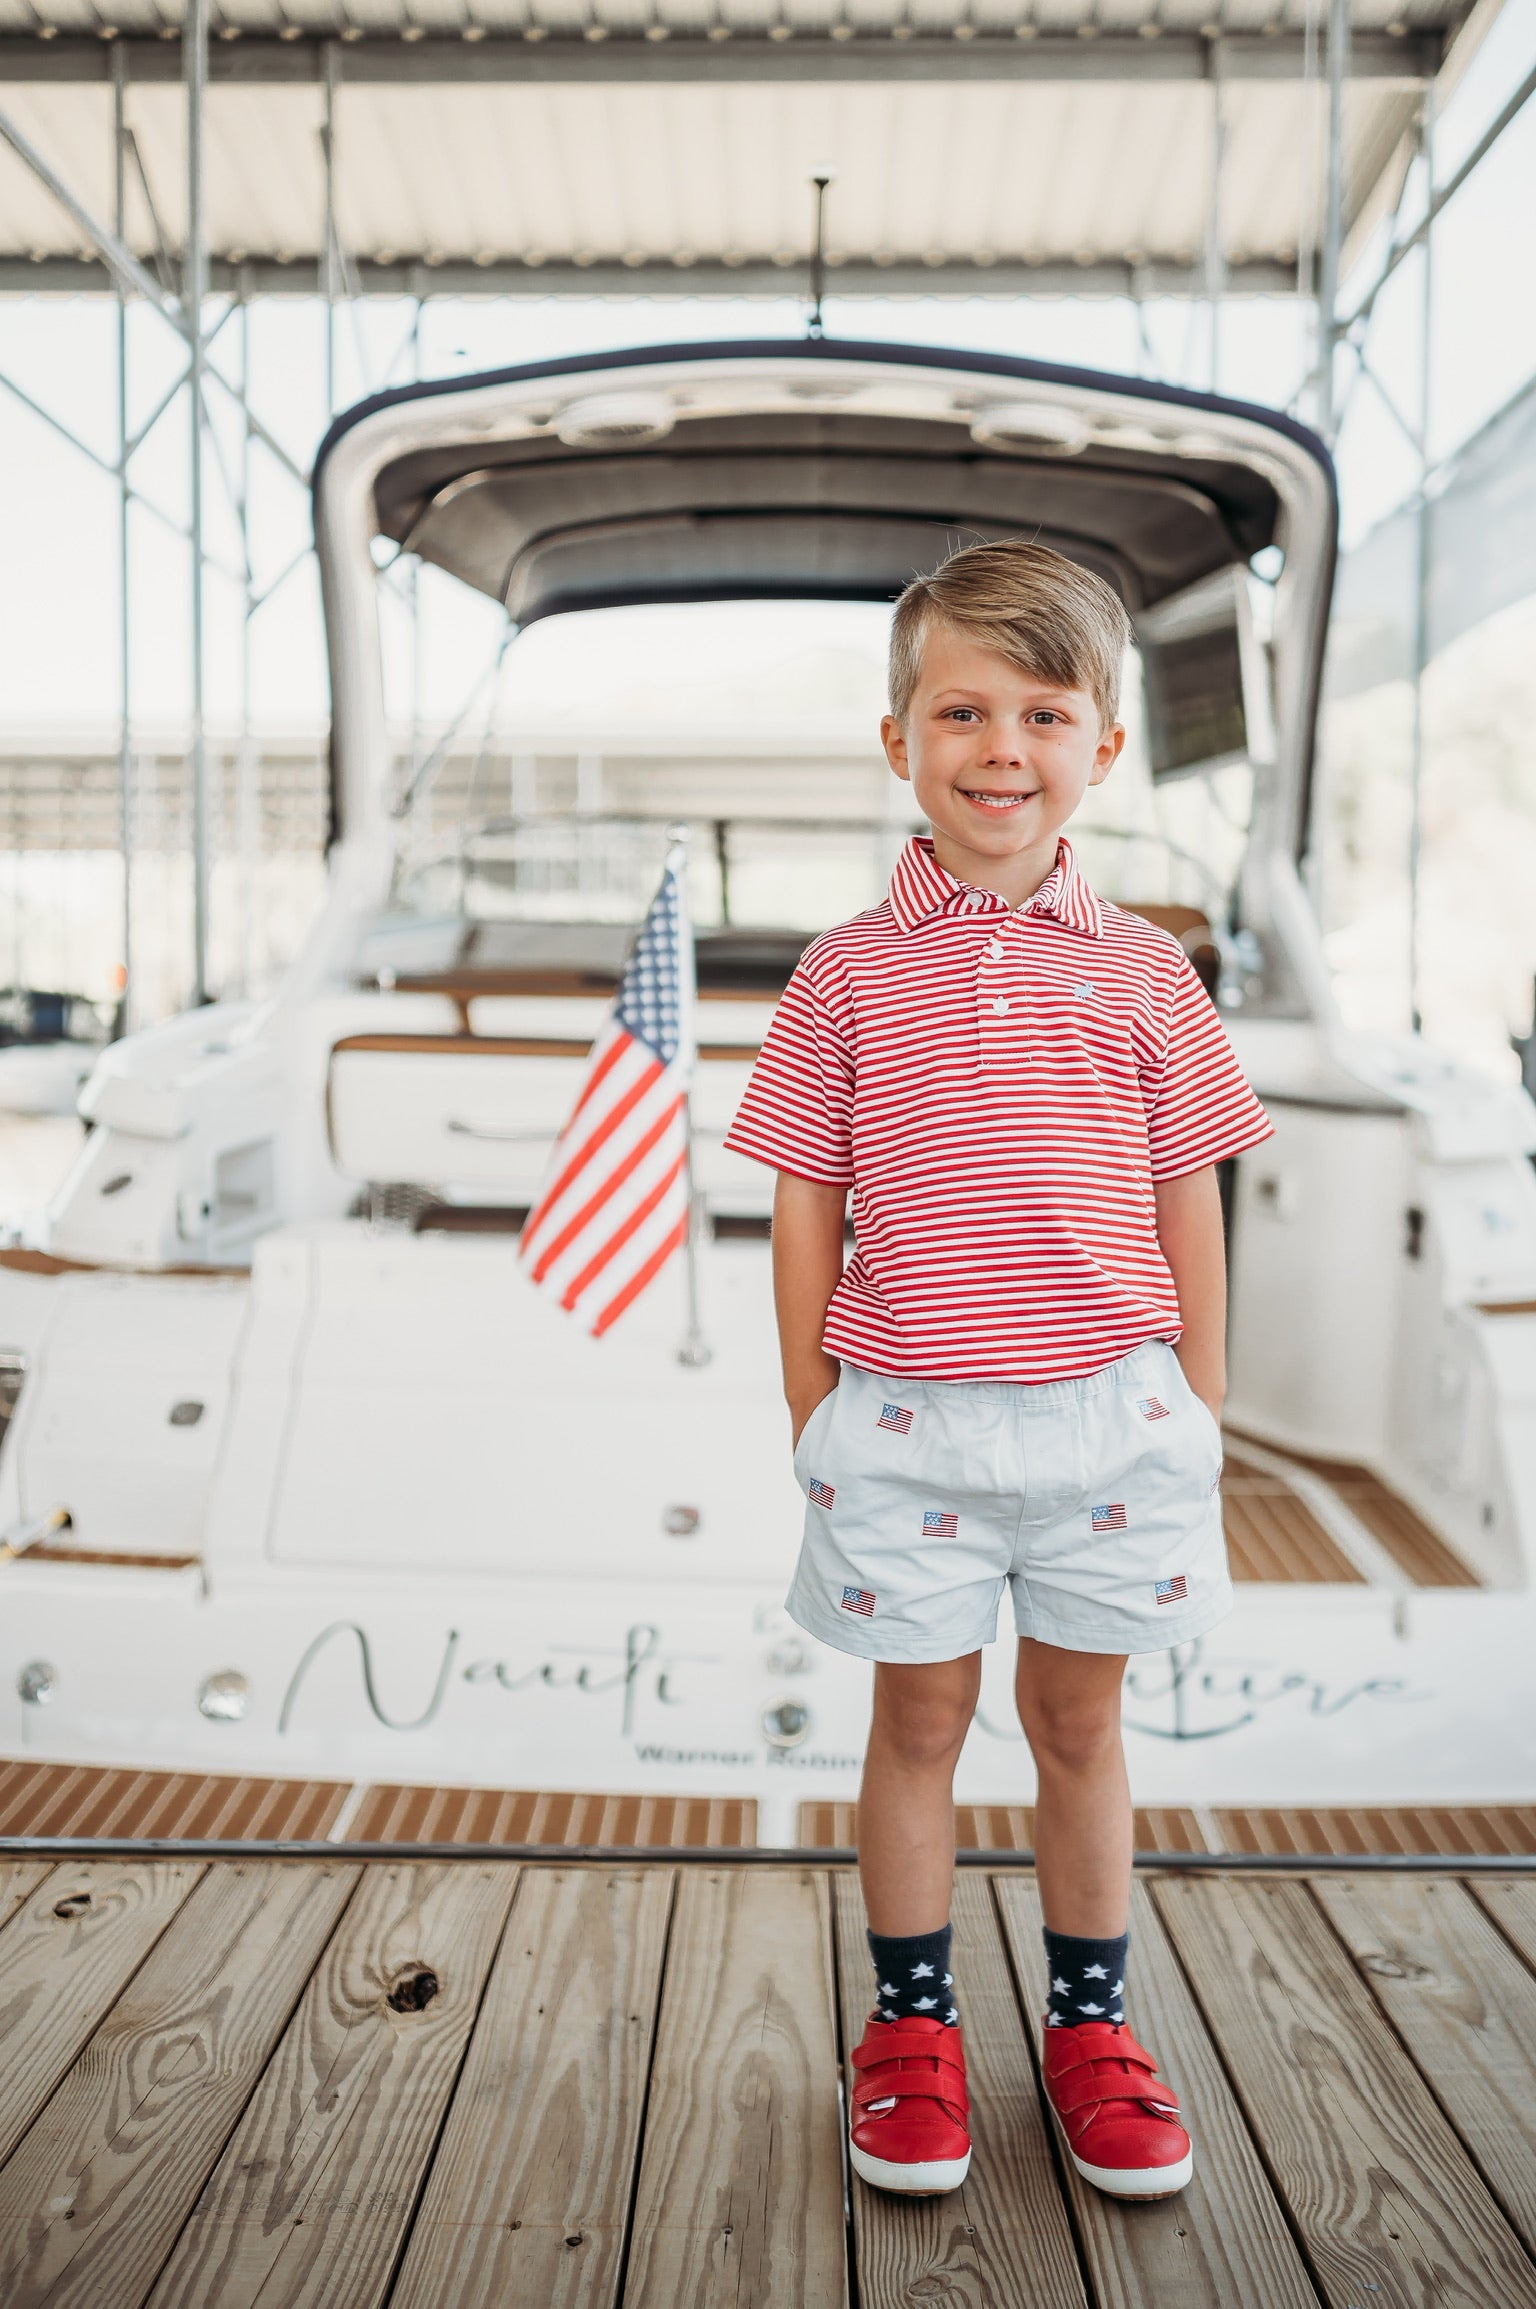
[3,337,1536,1848]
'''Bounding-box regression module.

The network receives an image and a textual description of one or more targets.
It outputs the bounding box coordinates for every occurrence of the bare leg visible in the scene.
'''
[857,1654,982,1936]
[1014,1638,1132,1937]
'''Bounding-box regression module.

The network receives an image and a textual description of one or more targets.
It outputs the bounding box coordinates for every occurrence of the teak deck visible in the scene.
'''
[0,1855,1534,2308]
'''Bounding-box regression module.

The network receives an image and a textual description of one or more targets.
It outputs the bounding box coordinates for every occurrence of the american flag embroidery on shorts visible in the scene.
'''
[1092,1503,1128,1531]
[1136,1397,1170,1420]
[877,1402,914,1435]
[809,1477,835,1508]
[923,1509,959,1538]
[841,1586,876,1617]
[1156,1575,1188,1605]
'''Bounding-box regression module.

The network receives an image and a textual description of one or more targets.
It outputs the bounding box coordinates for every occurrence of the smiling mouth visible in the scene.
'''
[960,789,1039,811]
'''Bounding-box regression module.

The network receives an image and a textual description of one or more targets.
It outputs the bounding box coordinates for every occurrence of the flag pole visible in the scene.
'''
[670,822,712,1370]
[678,1095,712,1370]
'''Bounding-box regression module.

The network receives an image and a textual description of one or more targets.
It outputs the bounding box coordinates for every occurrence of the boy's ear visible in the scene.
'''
[1089,722,1126,786]
[881,713,912,783]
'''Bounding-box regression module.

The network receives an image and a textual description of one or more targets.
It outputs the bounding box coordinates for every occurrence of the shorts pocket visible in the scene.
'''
[1167,1358,1224,1477]
[792,1382,840,1484]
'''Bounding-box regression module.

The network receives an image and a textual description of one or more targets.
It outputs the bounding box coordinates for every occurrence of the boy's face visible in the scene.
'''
[881,624,1124,895]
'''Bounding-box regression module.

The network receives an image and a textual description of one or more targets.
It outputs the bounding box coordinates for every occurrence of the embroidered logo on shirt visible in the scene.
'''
[1156,1575,1189,1605]
[809,1478,835,1508]
[841,1585,876,1617]
[876,1403,914,1435]
[1072,981,1097,1000]
[1136,1397,1170,1420]
[923,1510,959,1538]
[1092,1503,1129,1531]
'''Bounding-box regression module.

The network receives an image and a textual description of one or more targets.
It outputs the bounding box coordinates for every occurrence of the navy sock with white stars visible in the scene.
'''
[1042,1926,1127,2027]
[867,1923,959,2026]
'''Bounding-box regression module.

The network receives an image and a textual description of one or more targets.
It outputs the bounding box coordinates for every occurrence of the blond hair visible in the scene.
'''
[889,539,1132,730]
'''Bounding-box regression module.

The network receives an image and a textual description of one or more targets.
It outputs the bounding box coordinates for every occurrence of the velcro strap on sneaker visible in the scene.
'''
[851,2029,966,2075]
[1051,2029,1158,2077]
[853,2071,970,2123]
[1052,2067,1182,2120]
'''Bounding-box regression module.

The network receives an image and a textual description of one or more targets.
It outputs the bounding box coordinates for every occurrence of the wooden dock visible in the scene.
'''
[1,1854,1534,2306]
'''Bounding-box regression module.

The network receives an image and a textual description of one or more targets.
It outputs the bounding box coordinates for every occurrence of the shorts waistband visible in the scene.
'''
[844,1341,1174,1411]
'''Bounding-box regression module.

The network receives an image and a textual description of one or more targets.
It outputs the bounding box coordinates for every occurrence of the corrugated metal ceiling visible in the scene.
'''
[0,0,1482,285]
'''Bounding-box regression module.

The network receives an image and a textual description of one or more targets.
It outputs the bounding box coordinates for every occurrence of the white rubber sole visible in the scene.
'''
[1064,2139,1194,2200]
[849,2138,972,2196]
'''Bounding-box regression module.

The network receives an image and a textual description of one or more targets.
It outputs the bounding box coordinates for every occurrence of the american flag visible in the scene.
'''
[923,1509,959,1538]
[1156,1575,1188,1605]
[809,1478,836,1508]
[1092,1503,1129,1531]
[877,1403,914,1435]
[841,1585,877,1617]
[1136,1397,1170,1421]
[518,845,694,1337]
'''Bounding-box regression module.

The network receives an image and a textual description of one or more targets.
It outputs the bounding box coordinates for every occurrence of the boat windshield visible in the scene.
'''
[367,592,1256,991]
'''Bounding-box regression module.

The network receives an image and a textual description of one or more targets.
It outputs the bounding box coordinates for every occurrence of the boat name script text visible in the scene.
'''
[278,1620,713,1740]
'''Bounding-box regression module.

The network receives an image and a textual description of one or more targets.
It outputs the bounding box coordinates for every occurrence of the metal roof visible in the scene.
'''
[0,0,1482,293]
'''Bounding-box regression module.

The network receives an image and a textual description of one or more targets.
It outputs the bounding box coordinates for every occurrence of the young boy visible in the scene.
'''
[723,539,1271,2201]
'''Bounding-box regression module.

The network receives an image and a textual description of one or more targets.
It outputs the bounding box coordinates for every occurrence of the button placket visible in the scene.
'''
[977,913,1025,1064]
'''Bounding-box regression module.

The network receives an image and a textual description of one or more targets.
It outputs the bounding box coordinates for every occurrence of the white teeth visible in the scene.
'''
[965,792,1027,809]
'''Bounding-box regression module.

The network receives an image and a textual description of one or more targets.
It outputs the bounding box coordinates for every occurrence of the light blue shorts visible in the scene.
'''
[786,1343,1231,1662]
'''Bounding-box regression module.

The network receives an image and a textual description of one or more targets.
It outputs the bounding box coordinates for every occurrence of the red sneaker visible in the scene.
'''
[1040,2021,1193,2199]
[847,2013,972,2195]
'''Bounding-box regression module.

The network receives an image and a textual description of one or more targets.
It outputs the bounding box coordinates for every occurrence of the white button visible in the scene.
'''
[986,940,1004,959]
[991,997,1011,1016]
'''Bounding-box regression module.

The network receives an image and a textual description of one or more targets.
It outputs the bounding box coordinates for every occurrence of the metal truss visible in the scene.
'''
[0,0,1525,1032]
[0,28,1438,85]
[2,254,1306,300]
[1312,47,1536,1030]
[0,27,321,1013]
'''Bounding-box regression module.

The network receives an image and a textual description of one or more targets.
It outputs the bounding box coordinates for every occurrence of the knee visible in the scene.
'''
[872,1679,976,1771]
[1025,1693,1122,1778]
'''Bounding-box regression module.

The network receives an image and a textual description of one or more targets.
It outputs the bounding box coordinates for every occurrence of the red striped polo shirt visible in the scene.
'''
[724,834,1273,1383]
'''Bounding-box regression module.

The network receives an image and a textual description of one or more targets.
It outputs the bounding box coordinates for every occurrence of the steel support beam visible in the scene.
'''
[1339,52,1536,333]
[185,0,210,1008]
[0,98,186,325]
[1204,36,1227,391]
[322,38,339,416]
[0,253,1307,298]
[113,42,132,1032]
[1314,0,1351,438]
[0,29,1438,83]
[1407,88,1434,1039]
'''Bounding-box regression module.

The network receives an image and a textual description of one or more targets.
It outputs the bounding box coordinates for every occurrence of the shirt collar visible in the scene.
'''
[888,834,1103,939]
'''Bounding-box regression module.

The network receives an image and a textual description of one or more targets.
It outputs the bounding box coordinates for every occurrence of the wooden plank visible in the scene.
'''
[391,1864,672,2309]
[0,1760,346,1839]
[1221,1455,1363,1584]
[1471,1876,1536,1970]
[147,1859,520,2309]
[1214,1806,1536,1858]
[0,1861,53,1935]
[1290,1455,1478,1586]
[1153,1875,1536,2307]
[1312,1873,1536,2258]
[621,1866,847,2309]
[0,1859,205,2168]
[350,1783,756,1847]
[0,1857,358,2309]
[996,1876,1318,2309]
[830,1869,1086,2309]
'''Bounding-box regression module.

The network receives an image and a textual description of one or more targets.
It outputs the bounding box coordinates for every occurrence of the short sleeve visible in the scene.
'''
[723,964,855,1186]
[1144,957,1273,1180]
